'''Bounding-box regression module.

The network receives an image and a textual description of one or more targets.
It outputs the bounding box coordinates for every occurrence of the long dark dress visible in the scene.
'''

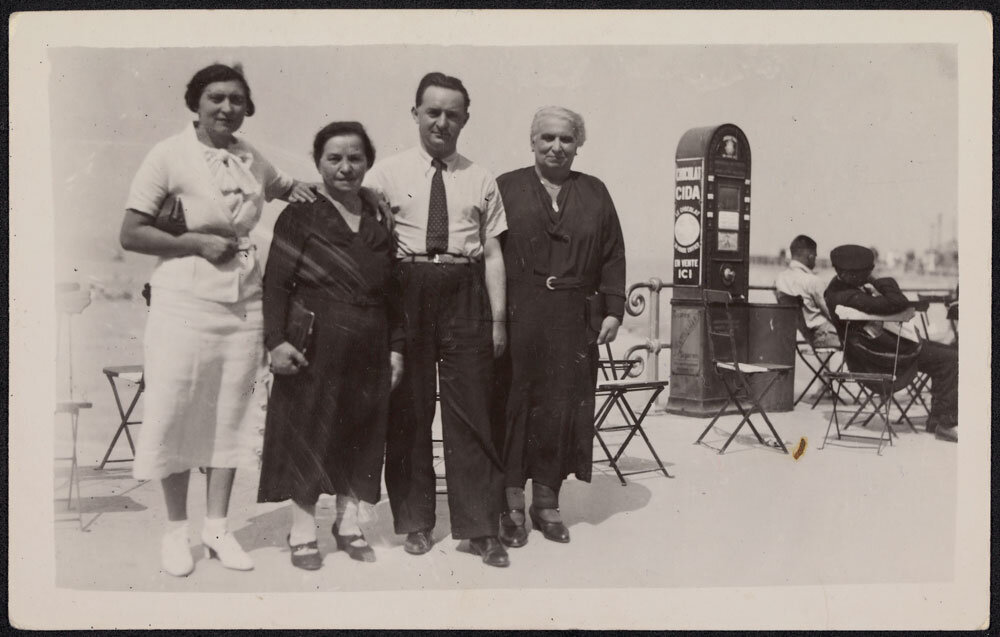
[496,167,626,488]
[257,196,402,505]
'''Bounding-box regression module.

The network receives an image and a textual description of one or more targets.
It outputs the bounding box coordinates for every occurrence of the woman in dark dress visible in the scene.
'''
[496,106,626,548]
[258,122,403,570]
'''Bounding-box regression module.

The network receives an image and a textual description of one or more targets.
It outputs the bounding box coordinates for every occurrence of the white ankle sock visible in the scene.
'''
[335,497,361,536]
[203,516,227,541]
[289,524,317,546]
[166,519,188,534]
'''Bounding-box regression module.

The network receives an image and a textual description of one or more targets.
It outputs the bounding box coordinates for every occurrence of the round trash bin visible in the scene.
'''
[746,302,798,412]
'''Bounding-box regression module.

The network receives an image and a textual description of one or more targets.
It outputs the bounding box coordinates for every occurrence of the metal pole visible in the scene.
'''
[647,278,662,381]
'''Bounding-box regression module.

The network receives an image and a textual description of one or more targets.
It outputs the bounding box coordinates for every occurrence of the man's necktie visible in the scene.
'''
[426,158,448,254]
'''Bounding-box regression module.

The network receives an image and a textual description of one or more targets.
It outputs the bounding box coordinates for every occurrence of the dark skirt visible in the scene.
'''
[258,292,390,506]
[502,283,598,488]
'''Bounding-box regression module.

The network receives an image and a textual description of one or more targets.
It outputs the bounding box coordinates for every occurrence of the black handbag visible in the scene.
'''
[153,195,188,236]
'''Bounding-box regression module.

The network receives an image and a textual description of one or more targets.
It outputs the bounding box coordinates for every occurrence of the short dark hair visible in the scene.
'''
[312,121,376,168]
[184,63,255,117]
[414,72,470,111]
[789,235,817,254]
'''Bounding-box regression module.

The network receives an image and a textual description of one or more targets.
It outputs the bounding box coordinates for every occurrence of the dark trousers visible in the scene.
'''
[384,262,504,539]
[917,340,958,419]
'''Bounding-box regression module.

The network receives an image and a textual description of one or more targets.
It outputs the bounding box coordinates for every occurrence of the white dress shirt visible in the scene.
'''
[774,259,835,332]
[363,146,507,259]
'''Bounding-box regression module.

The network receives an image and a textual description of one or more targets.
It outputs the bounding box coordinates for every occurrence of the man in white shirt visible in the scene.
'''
[774,234,840,349]
[364,72,509,567]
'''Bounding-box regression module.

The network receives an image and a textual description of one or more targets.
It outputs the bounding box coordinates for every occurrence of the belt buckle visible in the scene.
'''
[545,275,556,290]
[432,254,442,264]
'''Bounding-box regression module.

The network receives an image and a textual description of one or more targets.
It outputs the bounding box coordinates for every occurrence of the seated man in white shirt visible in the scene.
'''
[774,234,841,349]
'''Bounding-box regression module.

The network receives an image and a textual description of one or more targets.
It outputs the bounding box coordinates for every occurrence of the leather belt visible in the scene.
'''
[533,273,588,291]
[400,254,477,265]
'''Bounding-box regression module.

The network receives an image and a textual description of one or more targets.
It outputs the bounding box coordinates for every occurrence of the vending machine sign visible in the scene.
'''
[673,158,704,285]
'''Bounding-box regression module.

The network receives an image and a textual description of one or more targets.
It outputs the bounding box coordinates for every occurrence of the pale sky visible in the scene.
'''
[50,43,957,273]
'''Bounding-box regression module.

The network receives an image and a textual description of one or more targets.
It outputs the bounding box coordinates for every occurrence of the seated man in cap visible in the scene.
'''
[774,234,841,349]
[824,244,958,442]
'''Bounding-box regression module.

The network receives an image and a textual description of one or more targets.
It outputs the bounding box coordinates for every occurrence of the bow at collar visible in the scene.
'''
[202,147,261,197]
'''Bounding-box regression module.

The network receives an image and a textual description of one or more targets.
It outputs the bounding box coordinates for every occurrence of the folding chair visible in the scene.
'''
[891,300,933,427]
[56,401,92,530]
[820,305,918,455]
[433,389,447,495]
[98,365,144,469]
[56,283,93,530]
[924,289,960,349]
[775,293,858,409]
[695,289,792,455]
[593,343,672,485]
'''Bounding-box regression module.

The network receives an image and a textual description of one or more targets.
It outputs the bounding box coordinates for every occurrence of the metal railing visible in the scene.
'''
[621,279,954,382]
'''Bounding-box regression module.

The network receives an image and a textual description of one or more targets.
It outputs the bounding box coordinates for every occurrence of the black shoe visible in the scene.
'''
[469,536,510,568]
[403,530,434,556]
[934,426,958,443]
[287,535,322,571]
[332,523,376,563]
[529,505,570,543]
[499,510,528,548]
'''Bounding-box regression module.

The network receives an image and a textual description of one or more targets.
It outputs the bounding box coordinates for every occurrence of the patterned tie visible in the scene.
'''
[426,158,449,254]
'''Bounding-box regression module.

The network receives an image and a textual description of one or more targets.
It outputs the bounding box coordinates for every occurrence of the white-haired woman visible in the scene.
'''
[494,106,626,547]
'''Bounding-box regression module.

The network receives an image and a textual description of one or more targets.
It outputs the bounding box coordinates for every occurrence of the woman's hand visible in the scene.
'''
[596,316,621,345]
[285,180,319,203]
[360,187,390,212]
[390,352,404,391]
[492,321,508,358]
[269,342,309,375]
[189,232,239,264]
[121,209,236,261]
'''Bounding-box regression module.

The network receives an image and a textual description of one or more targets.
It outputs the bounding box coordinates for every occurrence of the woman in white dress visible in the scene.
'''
[119,63,316,577]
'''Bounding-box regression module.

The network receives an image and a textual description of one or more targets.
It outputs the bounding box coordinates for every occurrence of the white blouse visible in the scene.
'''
[126,123,293,303]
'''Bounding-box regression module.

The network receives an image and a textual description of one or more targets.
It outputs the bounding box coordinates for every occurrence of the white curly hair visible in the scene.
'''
[530,106,586,146]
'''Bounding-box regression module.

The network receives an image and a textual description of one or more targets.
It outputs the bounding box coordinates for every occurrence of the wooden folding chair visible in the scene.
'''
[98,365,144,469]
[695,290,792,455]
[56,283,93,530]
[820,305,918,455]
[890,299,934,427]
[433,388,447,495]
[593,343,672,485]
[775,293,858,409]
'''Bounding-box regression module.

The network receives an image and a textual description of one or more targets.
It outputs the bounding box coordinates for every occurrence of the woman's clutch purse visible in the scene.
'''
[285,299,316,355]
[154,195,188,236]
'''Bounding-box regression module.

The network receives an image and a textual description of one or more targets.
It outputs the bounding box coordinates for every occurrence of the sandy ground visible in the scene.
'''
[52,305,958,593]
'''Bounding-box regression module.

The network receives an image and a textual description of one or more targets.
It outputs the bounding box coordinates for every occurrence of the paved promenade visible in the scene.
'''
[53,346,957,595]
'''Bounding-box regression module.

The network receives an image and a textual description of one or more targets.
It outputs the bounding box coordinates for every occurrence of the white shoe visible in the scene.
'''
[201,529,254,571]
[161,530,194,577]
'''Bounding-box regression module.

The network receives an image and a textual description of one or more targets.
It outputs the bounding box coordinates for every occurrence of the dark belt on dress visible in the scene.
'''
[532,273,589,291]
[399,253,478,265]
